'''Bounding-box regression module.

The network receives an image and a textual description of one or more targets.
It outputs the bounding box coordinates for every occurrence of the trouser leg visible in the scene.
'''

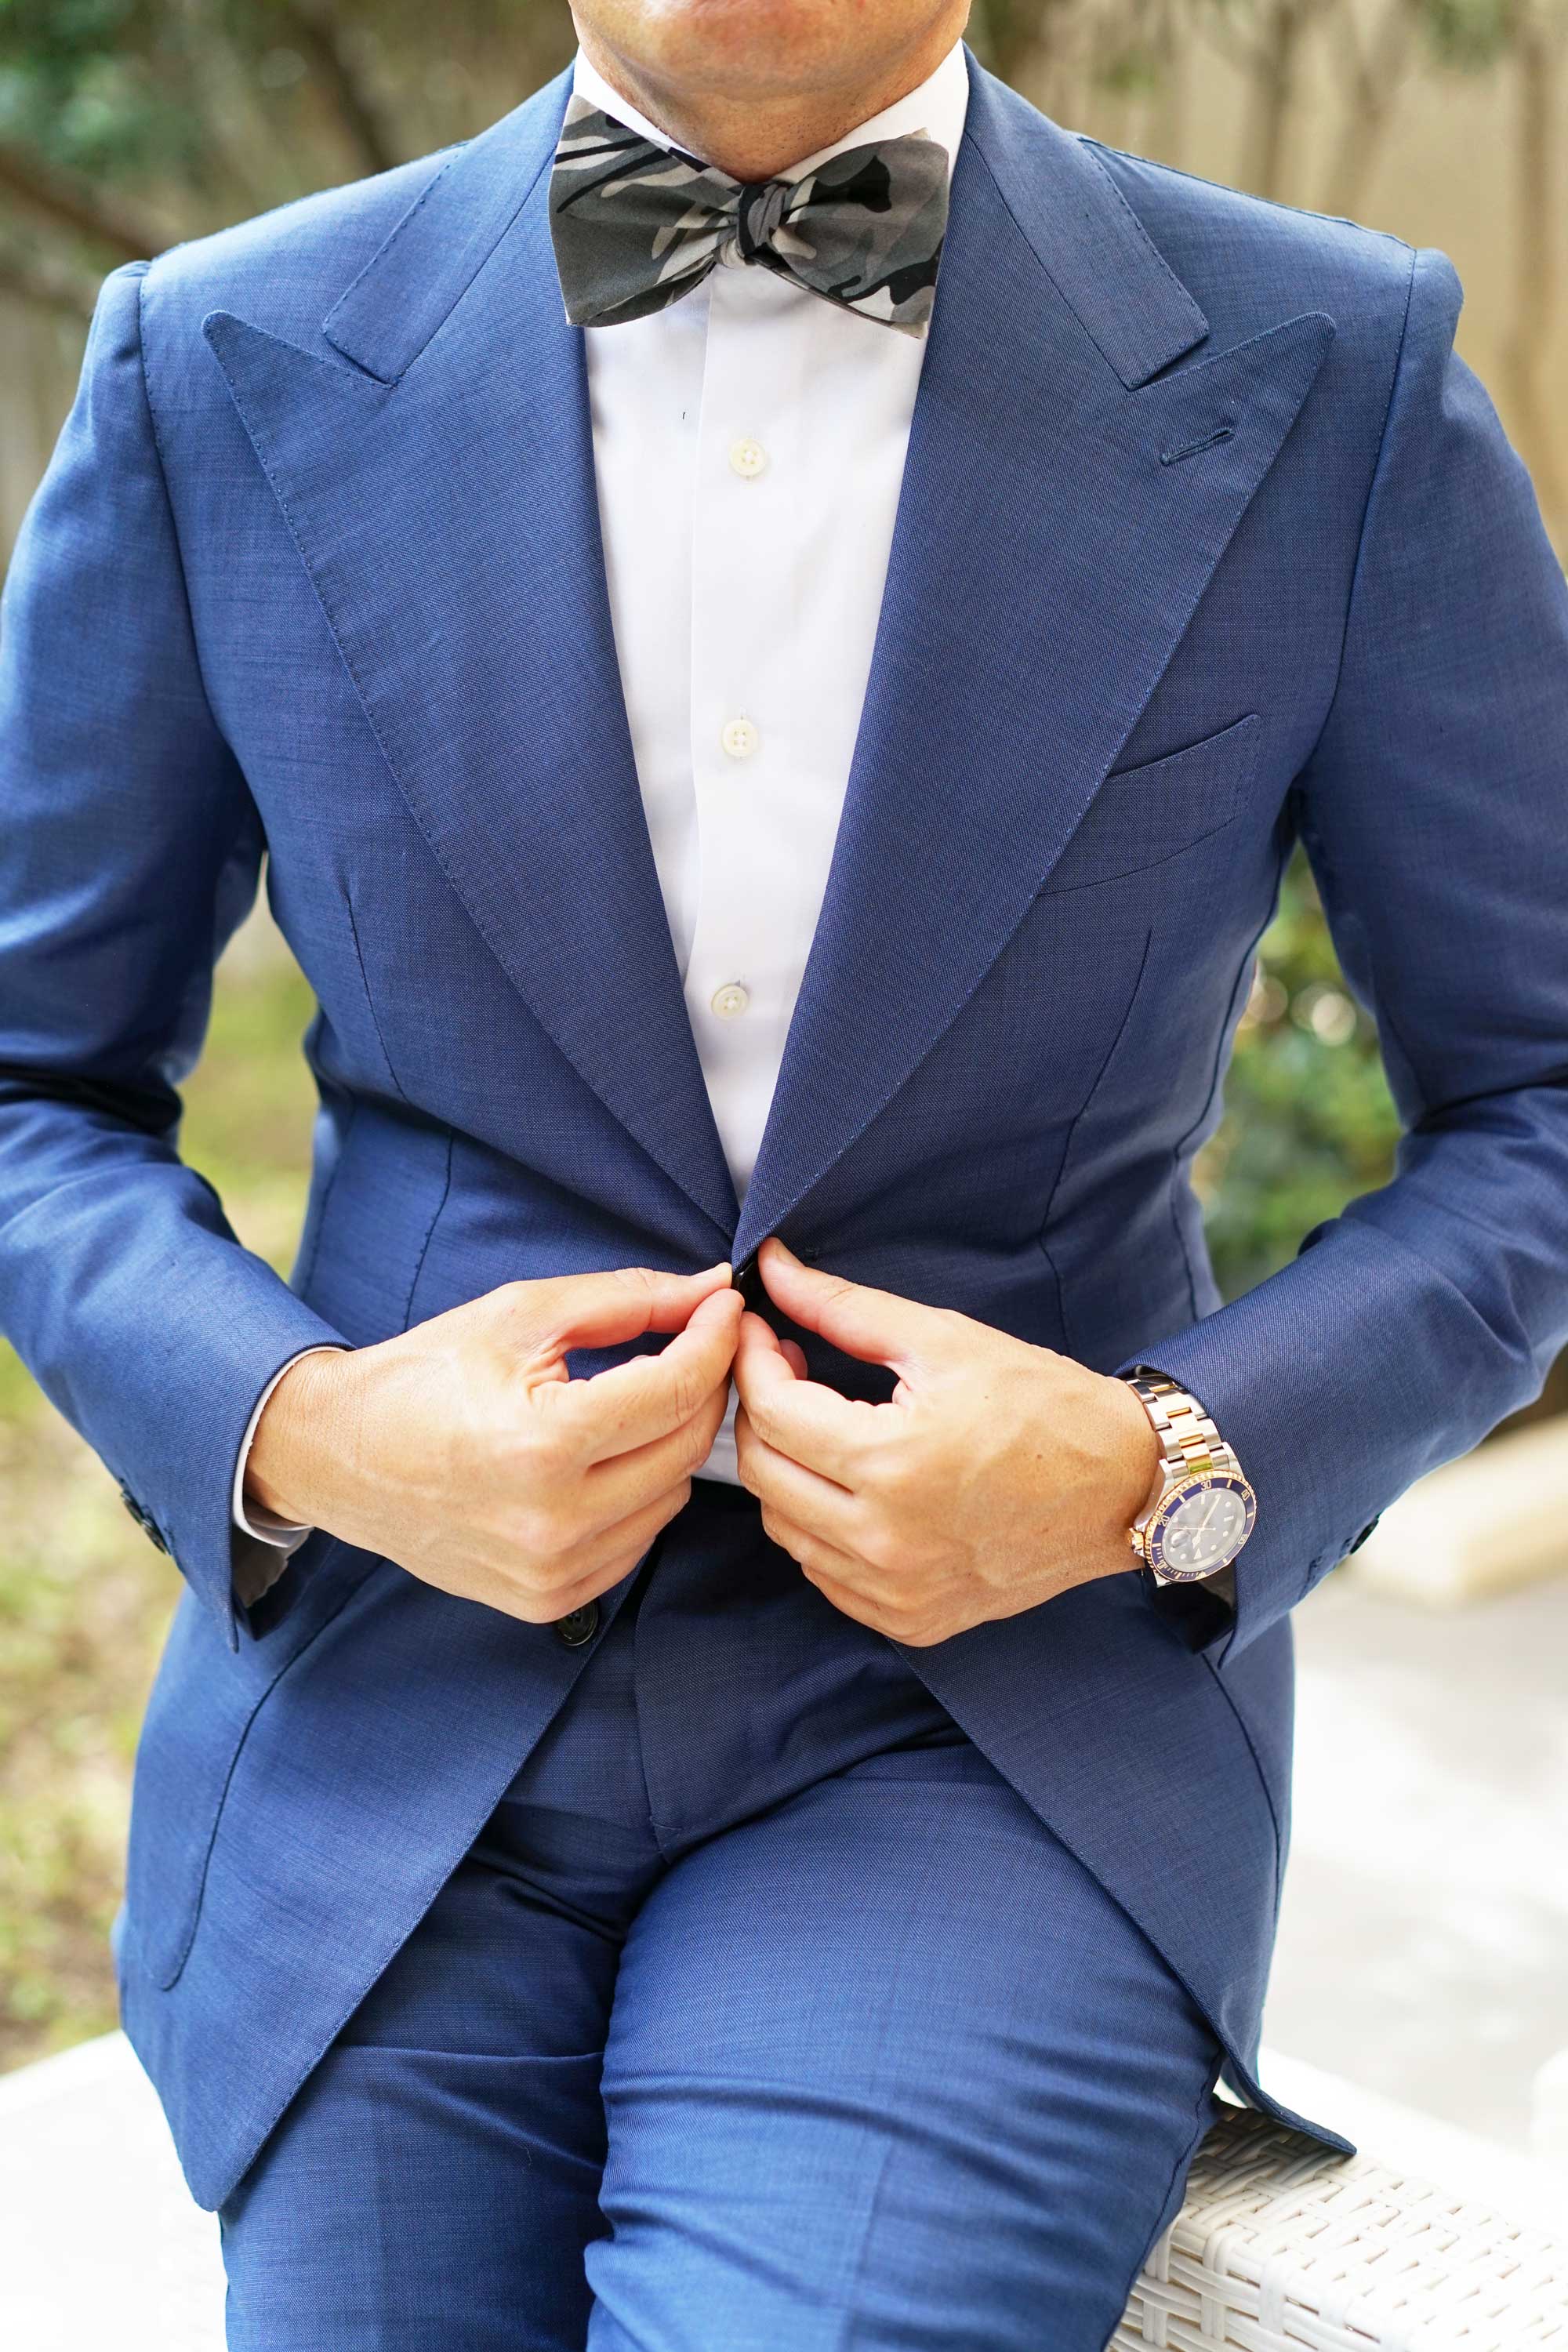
[220,2035,608,2351]
[218,1675,661,2352]
[586,1740,1223,2352]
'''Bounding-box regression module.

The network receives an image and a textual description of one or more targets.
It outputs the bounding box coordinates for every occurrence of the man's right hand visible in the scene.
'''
[244,1262,740,1622]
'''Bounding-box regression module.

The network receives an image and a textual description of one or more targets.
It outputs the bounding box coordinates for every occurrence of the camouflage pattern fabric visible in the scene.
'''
[549,93,949,336]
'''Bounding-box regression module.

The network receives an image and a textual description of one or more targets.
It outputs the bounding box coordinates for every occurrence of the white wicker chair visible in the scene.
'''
[1117,2106,1568,2351]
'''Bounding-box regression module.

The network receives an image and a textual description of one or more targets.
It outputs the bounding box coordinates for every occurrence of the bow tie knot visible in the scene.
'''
[735,178,791,263]
[550,93,949,336]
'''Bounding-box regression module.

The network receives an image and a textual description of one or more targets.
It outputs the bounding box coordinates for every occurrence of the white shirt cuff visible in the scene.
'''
[232,1345,347,1552]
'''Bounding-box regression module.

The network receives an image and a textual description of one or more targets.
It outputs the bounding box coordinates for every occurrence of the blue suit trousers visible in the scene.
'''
[218,1486,1224,2349]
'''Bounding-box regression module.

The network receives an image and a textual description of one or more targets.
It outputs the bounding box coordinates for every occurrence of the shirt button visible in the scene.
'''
[728,437,768,479]
[720,717,759,760]
[710,982,750,1019]
[554,1602,600,1648]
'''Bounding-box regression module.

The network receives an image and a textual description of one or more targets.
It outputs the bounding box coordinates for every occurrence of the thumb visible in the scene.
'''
[506,1261,733,1358]
[755,1239,939,1374]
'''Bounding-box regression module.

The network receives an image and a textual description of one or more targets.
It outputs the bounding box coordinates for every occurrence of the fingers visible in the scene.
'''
[732,1309,880,1486]
[498,1486,683,1623]
[735,1396,866,1552]
[582,1368,731,1528]
[753,1515,927,1646]
[797,1569,877,1628]
[511,1260,733,1356]
[554,1283,742,1463]
[737,1307,807,1385]
[755,1238,941,1373]
[550,1480,691,1603]
[799,1568,945,1646]
[754,1507,864,1589]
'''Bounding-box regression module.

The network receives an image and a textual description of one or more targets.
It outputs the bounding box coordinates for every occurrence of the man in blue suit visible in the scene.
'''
[2,0,1566,2336]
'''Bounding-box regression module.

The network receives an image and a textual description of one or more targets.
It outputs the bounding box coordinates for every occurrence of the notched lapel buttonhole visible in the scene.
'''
[1160,422,1237,467]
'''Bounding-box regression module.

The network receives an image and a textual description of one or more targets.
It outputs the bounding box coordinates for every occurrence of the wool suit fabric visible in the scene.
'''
[2,39,1567,2331]
[217,1484,1230,2347]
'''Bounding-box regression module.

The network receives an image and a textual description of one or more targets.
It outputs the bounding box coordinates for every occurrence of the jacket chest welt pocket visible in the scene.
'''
[1040,713,1262,895]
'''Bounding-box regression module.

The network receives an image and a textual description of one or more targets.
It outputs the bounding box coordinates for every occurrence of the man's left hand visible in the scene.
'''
[732,1239,1164,1646]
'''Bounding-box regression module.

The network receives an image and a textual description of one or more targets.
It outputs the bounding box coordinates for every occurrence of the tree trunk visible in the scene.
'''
[1248,0,1307,199]
[1148,0,1190,167]
[0,249,97,321]
[274,0,404,179]
[0,147,169,265]
[1319,0,1416,221]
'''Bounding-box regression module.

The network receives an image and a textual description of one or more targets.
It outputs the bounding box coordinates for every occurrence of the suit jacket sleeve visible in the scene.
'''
[1122,245,1568,1664]
[0,263,347,1650]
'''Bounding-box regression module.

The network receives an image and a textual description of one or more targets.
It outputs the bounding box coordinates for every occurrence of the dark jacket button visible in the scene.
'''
[118,1484,168,1554]
[554,1601,600,1648]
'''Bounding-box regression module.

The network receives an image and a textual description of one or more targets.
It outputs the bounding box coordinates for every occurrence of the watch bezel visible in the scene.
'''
[1145,1469,1257,1582]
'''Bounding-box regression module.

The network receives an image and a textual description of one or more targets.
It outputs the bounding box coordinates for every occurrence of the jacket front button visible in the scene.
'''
[554,1601,600,1648]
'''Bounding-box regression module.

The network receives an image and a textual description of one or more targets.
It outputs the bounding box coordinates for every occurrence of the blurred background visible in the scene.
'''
[0,0,1563,2159]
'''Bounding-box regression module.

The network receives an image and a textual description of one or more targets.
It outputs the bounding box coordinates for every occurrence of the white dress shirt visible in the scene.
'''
[234,42,969,1559]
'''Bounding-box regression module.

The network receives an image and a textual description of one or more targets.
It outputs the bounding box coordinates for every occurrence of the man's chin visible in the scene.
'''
[578,0,960,105]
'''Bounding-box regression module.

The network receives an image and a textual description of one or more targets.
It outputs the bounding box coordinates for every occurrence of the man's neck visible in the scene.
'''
[573,17,965,181]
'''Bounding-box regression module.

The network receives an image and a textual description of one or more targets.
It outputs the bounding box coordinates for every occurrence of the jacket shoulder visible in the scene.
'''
[139,147,459,357]
[139,68,568,379]
[1082,140,1421,347]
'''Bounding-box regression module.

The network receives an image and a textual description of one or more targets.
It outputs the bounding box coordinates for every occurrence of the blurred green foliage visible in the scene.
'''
[0,0,579,268]
[1200,849,1400,1296]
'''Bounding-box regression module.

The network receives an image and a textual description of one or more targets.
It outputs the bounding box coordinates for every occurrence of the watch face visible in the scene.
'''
[1148,1472,1257,1581]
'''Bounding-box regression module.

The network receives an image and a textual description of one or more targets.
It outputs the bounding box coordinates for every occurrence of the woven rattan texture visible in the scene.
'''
[1114,2108,1568,2351]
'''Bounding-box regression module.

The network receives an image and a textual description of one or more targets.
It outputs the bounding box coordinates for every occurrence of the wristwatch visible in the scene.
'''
[1120,1369,1257,1585]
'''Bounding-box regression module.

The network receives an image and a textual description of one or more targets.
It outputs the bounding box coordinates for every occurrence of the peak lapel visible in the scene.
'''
[732,66,1334,1265]
[204,72,739,1243]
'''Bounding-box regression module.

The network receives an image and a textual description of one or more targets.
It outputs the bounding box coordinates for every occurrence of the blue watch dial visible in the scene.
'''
[1147,1472,1256,1581]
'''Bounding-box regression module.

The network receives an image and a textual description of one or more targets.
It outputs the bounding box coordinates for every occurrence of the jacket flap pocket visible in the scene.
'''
[123,1534,383,1987]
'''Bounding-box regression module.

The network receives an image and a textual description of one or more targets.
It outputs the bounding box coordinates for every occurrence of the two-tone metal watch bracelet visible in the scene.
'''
[1124,1370,1243,1488]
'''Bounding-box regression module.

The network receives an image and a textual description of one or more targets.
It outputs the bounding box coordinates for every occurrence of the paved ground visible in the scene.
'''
[1265,1561,1568,2154]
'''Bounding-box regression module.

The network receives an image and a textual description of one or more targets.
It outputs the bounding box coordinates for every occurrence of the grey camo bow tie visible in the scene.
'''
[549,92,949,337]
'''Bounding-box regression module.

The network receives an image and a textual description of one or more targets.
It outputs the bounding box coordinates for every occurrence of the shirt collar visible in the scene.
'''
[569,39,969,191]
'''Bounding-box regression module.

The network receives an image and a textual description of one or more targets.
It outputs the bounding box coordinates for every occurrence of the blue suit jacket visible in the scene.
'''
[3,53,1566,2209]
